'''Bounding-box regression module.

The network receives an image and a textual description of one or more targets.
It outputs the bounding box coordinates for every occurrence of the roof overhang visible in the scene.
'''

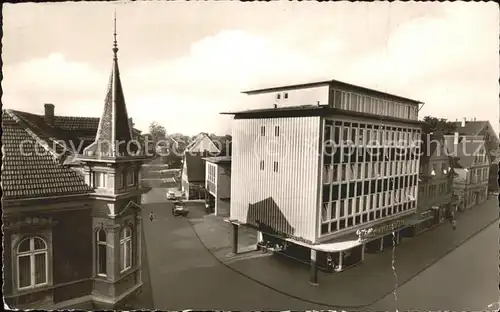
[221,106,423,126]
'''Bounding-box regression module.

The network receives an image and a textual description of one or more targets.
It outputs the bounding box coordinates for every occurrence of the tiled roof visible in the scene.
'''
[2,110,93,200]
[10,110,141,156]
[443,134,485,168]
[454,121,487,136]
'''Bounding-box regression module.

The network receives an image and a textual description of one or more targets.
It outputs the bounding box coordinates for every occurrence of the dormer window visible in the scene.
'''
[276,94,281,100]
[93,172,108,188]
[284,93,288,99]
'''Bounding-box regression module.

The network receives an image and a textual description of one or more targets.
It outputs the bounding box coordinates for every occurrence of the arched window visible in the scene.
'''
[120,226,133,272]
[17,237,48,289]
[96,229,107,276]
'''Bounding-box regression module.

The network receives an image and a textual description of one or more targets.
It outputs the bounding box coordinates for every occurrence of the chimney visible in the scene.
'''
[44,103,55,125]
[461,117,466,127]
[454,131,459,145]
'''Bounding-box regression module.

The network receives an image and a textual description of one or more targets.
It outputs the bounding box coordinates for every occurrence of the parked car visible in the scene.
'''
[166,190,176,200]
[172,201,189,217]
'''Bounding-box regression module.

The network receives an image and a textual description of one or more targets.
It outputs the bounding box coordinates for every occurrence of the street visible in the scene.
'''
[136,186,499,310]
[136,186,329,310]
[368,220,499,311]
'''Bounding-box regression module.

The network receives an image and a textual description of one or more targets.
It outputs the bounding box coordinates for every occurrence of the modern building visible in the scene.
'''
[444,133,489,211]
[204,156,232,216]
[2,20,150,309]
[224,79,423,283]
[411,134,455,235]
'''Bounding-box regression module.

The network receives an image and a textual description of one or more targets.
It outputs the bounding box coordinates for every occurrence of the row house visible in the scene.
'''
[223,79,423,284]
[412,134,455,235]
[3,22,150,309]
[444,134,489,211]
[454,118,499,193]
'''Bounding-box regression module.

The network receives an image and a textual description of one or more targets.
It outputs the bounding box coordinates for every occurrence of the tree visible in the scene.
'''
[421,116,457,136]
[149,121,167,142]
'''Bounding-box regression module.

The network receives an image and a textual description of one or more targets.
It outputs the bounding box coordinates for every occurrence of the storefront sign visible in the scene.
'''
[357,219,406,241]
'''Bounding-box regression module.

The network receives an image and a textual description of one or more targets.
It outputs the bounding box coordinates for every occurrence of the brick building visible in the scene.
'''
[2,21,150,309]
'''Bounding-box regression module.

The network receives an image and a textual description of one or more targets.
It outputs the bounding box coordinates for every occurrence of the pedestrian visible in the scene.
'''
[452,218,456,230]
[149,212,155,222]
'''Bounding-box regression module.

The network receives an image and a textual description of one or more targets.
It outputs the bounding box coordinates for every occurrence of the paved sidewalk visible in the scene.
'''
[191,198,498,308]
[189,214,259,260]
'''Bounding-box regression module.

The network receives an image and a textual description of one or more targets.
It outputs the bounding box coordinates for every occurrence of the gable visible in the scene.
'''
[189,136,220,153]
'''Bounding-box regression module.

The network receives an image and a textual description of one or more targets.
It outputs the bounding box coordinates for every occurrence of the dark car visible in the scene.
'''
[172,200,189,217]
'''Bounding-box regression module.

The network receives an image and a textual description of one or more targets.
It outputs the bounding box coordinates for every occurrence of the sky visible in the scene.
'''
[3,1,499,136]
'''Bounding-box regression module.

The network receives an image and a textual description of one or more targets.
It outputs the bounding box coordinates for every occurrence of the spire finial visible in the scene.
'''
[112,9,119,58]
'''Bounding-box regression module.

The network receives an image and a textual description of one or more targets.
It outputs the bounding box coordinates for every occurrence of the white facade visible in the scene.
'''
[205,160,231,216]
[242,83,419,121]
[242,85,330,110]
[187,135,220,154]
[231,116,322,242]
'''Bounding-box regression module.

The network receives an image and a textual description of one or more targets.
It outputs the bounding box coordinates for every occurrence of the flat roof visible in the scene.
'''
[203,156,232,164]
[241,79,423,105]
[220,105,423,126]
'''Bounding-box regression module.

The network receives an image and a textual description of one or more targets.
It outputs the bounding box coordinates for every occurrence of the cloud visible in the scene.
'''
[3,3,498,136]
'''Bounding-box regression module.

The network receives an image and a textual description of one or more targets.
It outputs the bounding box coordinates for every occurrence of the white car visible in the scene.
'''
[166,191,176,200]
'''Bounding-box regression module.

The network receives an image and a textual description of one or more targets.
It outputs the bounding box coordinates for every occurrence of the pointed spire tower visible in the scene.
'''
[84,11,138,158]
[77,13,150,308]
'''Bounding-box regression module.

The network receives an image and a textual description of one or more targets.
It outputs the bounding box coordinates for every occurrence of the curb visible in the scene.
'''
[371,216,499,305]
[187,214,499,309]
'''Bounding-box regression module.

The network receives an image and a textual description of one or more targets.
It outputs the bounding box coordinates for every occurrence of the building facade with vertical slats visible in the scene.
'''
[231,116,322,243]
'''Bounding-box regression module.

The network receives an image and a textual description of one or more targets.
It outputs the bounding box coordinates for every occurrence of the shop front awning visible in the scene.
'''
[262,213,422,253]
